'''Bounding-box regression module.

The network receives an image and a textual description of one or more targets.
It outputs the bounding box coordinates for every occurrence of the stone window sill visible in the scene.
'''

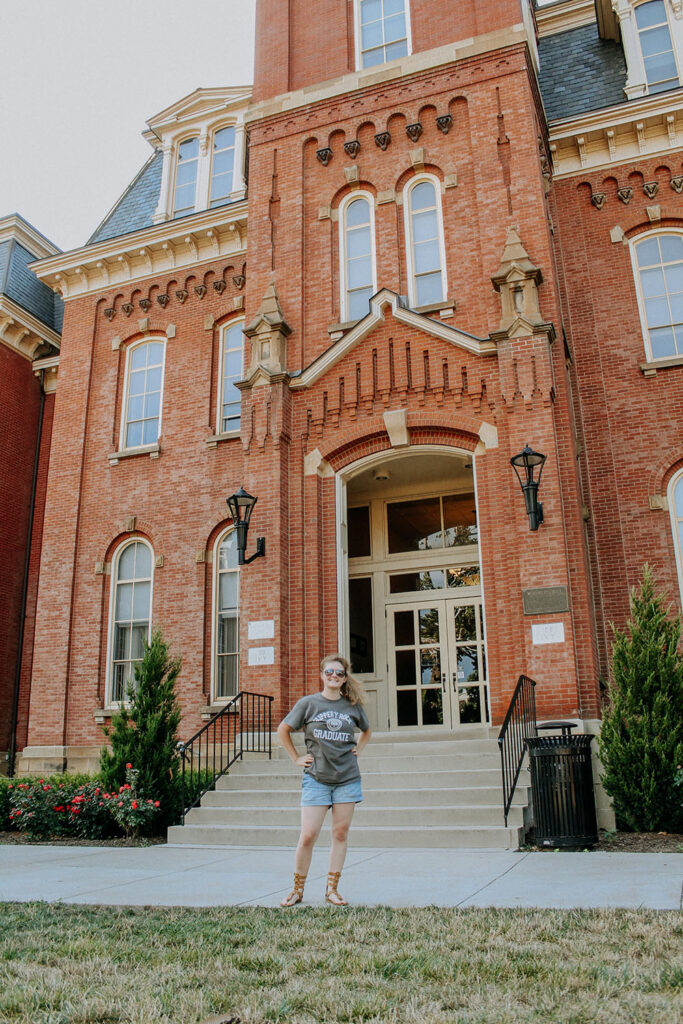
[94,707,124,724]
[640,355,683,376]
[108,442,161,465]
[206,430,241,448]
[199,703,240,720]
[415,300,457,317]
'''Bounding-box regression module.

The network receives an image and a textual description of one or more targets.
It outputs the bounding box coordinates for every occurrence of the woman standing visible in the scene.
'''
[277,653,372,906]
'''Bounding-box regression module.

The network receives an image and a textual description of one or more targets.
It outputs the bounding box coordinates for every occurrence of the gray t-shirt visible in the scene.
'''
[283,693,370,785]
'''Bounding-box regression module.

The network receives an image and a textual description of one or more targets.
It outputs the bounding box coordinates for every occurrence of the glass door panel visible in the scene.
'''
[449,600,488,726]
[390,604,447,728]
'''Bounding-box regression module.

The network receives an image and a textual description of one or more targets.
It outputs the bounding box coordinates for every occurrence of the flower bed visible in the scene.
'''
[1,765,161,840]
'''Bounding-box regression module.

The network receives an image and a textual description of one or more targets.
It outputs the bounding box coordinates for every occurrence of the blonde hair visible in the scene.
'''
[320,652,366,706]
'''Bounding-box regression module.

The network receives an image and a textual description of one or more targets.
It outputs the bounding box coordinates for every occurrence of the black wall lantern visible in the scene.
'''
[510,445,547,531]
[226,487,266,564]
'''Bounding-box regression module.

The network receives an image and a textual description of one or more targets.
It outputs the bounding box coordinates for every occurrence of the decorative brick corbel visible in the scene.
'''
[344,140,361,159]
[436,114,452,134]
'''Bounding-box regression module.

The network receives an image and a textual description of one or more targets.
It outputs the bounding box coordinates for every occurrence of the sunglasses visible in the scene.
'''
[323,668,347,677]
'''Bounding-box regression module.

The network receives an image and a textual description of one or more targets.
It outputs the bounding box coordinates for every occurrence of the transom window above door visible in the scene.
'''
[387,493,477,553]
[356,0,410,69]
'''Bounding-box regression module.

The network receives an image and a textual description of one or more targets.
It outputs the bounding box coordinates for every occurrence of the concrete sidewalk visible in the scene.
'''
[1,843,681,909]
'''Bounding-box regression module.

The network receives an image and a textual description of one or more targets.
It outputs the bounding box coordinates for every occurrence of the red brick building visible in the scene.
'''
[6,0,683,805]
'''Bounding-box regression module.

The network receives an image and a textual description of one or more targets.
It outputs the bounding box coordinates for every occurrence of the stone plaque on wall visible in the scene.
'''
[522,585,569,616]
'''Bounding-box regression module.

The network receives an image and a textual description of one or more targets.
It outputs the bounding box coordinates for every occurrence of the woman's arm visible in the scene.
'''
[353,728,372,756]
[277,720,313,768]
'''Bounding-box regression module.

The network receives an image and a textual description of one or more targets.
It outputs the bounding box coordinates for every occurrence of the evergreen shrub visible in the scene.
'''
[99,630,182,829]
[599,566,683,833]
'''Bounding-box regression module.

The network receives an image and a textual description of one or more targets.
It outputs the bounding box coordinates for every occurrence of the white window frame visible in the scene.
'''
[339,191,377,323]
[209,124,238,209]
[157,120,248,223]
[668,468,683,611]
[614,0,683,99]
[105,537,154,707]
[119,337,167,451]
[172,135,200,217]
[216,319,244,435]
[353,0,412,71]
[211,527,241,703]
[403,174,448,310]
[629,228,683,362]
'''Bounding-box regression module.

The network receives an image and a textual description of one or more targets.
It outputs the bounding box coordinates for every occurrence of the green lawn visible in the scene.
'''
[1,903,681,1023]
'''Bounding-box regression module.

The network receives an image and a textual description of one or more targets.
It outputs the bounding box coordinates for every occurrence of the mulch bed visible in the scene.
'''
[0,831,165,847]
[1,830,681,850]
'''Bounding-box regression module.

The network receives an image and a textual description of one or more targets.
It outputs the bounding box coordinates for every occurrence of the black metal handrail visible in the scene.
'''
[497,674,538,826]
[176,690,273,824]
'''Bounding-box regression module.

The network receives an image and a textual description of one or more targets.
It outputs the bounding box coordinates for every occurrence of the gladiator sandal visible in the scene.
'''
[280,872,306,907]
[325,871,348,906]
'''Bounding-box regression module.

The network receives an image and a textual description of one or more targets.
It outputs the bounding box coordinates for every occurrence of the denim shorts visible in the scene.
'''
[301,772,363,806]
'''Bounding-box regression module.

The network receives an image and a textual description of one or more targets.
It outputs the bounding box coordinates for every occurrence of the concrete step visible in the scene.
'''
[184,803,522,828]
[215,767,506,791]
[233,752,500,774]
[201,785,530,809]
[167,823,523,850]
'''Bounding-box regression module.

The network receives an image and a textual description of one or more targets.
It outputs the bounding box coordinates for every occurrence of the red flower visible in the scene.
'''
[154,801,160,808]
[118,801,123,807]
[95,788,100,795]
[126,763,132,770]
[72,808,81,815]
[119,786,124,793]
[131,800,138,810]
[123,784,131,790]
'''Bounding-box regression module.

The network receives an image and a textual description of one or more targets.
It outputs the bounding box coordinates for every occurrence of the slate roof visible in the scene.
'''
[88,149,164,244]
[0,237,63,334]
[537,23,628,121]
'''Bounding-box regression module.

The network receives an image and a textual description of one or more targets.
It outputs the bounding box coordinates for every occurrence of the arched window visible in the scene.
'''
[210,126,236,207]
[213,528,240,700]
[404,177,447,308]
[669,470,683,608]
[635,1,679,93]
[121,339,166,449]
[218,321,243,434]
[108,540,153,704]
[340,194,376,322]
[173,137,199,215]
[356,0,410,69]
[633,232,683,360]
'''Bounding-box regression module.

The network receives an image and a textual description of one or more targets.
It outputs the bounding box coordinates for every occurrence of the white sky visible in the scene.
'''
[0,0,256,252]
[2,1,556,253]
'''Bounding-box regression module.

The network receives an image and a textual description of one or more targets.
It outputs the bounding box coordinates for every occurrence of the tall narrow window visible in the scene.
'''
[173,137,199,215]
[358,0,409,68]
[122,340,165,448]
[341,194,375,322]
[210,126,236,207]
[670,470,683,608]
[636,1,679,93]
[110,540,153,704]
[214,529,240,700]
[405,178,446,307]
[219,321,243,434]
[634,233,683,359]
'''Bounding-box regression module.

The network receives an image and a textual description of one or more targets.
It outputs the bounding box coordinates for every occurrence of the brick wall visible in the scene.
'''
[552,162,683,678]
[0,345,42,755]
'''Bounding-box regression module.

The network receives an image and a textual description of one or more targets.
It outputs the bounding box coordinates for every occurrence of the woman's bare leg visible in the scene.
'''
[329,801,356,874]
[293,804,328,876]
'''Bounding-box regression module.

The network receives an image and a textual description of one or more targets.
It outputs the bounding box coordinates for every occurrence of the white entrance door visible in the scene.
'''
[388,598,488,729]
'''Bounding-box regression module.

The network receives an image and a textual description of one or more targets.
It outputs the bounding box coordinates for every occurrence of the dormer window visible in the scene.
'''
[635,1,679,93]
[151,89,250,226]
[173,138,199,216]
[356,0,410,69]
[210,127,236,208]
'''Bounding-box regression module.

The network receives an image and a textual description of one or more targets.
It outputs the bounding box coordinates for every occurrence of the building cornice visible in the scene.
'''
[0,214,61,258]
[30,202,248,300]
[143,86,252,143]
[548,90,683,177]
[246,24,533,124]
[535,0,596,37]
[0,295,61,360]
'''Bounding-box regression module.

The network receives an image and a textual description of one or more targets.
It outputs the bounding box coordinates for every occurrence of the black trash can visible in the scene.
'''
[527,734,599,849]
